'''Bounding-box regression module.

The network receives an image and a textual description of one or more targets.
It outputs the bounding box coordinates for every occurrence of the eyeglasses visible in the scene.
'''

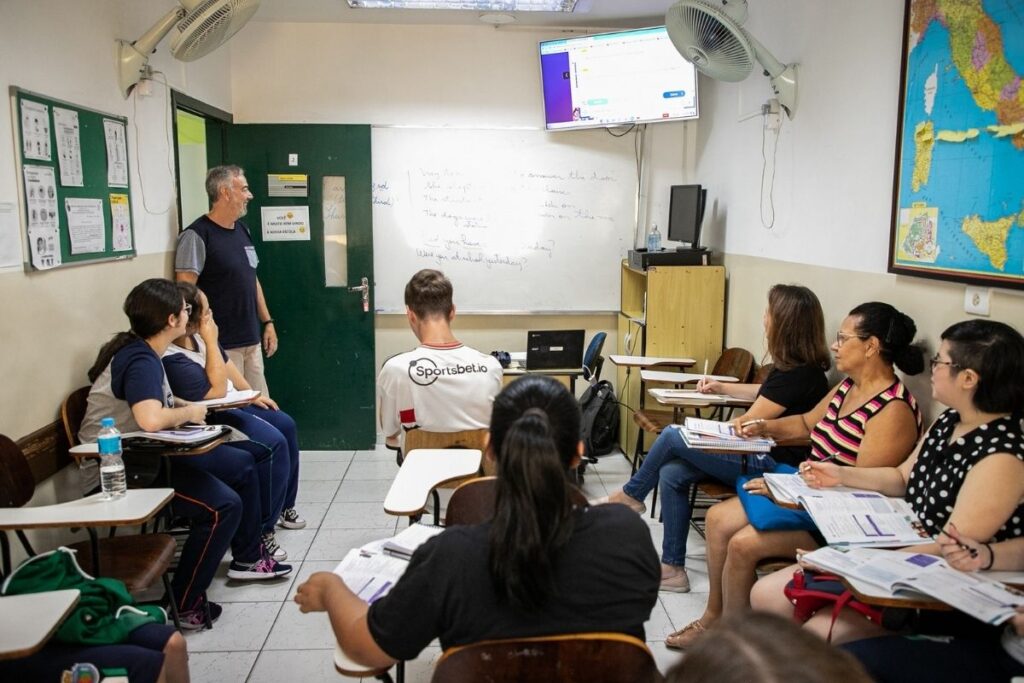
[929,355,961,371]
[835,332,867,346]
[183,303,193,317]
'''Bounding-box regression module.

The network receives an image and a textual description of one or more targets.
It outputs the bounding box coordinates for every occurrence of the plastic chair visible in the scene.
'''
[431,632,663,683]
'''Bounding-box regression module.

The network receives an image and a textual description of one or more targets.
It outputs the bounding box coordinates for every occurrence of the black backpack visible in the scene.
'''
[579,379,620,462]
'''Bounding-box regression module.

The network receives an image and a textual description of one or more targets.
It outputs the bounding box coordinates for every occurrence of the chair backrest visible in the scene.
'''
[712,348,755,383]
[0,434,36,509]
[431,632,662,683]
[61,386,91,449]
[582,332,607,381]
[444,476,497,526]
[752,362,774,385]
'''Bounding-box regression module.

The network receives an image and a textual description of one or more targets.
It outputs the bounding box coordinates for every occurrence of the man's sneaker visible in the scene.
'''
[178,599,223,631]
[277,507,307,530]
[227,549,292,581]
[262,531,287,561]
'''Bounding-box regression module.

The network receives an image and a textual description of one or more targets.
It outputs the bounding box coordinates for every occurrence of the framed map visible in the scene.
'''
[888,0,1024,290]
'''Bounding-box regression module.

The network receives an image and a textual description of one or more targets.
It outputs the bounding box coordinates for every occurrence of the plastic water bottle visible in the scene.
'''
[97,417,127,499]
[647,224,662,252]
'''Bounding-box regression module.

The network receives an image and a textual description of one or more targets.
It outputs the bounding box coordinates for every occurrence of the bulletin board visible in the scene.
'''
[11,87,136,271]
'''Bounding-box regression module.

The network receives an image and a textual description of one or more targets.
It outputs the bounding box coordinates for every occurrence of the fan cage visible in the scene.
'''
[667,1,754,82]
[173,0,259,61]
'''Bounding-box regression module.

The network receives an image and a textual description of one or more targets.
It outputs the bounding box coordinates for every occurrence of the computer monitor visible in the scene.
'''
[667,184,706,249]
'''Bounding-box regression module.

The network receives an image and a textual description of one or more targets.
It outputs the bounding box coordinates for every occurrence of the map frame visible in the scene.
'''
[887,0,1024,291]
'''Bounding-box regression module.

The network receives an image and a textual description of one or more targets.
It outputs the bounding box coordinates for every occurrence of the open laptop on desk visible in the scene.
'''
[526,330,585,370]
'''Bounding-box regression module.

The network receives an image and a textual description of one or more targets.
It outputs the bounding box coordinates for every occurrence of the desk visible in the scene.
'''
[608,355,696,368]
[70,436,226,458]
[335,644,399,683]
[640,370,739,384]
[0,489,174,576]
[384,449,482,525]
[0,589,80,660]
[502,366,584,394]
[648,388,753,423]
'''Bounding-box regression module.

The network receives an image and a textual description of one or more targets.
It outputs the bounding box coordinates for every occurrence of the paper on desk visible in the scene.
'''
[195,389,261,409]
[334,548,409,604]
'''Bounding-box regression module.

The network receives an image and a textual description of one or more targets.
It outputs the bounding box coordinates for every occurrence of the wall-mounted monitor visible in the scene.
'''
[539,26,699,131]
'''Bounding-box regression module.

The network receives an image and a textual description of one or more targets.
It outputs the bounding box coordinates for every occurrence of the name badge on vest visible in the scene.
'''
[245,245,259,269]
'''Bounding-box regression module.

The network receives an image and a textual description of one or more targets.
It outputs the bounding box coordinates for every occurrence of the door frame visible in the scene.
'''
[170,91,233,231]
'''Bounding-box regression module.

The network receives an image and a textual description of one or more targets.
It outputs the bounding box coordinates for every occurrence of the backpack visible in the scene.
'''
[579,379,620,462]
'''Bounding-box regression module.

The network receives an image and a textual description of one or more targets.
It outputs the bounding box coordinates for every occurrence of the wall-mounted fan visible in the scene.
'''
[118,0,261,98]
[665,0,798,118]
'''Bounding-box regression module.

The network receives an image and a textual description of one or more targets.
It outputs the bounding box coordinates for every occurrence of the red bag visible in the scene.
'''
[783,569,885,642]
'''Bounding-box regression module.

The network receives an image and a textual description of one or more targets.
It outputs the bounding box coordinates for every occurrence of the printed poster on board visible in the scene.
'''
[261,206,311,241]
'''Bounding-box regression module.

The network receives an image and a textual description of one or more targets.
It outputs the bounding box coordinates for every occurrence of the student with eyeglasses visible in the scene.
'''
[664,302,925,650]
[751,319,1024,653]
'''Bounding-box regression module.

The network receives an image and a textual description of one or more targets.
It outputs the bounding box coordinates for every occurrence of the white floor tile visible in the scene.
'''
[272,528,318,562]
[321,501,401,529]
[295,479,342,503]
[305,528,394,561]
[264,599,341,650]
[289,502,330,530]
[287,561,342,599]
[643,599,678,641]
[299,460,353,481]
[649,643,686,677]
[335,478,395,503]
[187,650,259,683]
[345,460,404,480]
[183,601,282,652]
[300,450,356,463]
[247,648,341,683]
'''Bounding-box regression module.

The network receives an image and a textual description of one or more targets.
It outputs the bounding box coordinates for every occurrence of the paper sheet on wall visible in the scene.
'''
[28,227,61,269]
[109,193,132,251]
[53,107,83,186]
[23,165,58,230]
[0,202,23,268]
[65,197,105,254]
[20,100,51,161]
[103,119,128,186]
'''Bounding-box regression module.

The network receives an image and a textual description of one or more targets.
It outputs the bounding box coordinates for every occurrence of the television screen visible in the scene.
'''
[539,26,699,131]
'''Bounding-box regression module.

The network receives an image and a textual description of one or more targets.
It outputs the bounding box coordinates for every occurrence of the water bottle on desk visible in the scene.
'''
[646,224,662,252]
[97,417,127,499]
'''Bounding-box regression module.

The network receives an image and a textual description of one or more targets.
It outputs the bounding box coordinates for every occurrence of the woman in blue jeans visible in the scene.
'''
[163,281,305,561]
[605,284,831,592]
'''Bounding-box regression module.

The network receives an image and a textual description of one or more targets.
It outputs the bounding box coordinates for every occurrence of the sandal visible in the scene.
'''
[665,619,707,650]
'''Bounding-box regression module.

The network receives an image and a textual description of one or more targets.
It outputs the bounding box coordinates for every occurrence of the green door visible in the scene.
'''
[222,124,375,449]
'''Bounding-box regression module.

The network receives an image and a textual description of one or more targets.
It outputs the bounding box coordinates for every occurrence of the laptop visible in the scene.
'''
[526,330,586,370]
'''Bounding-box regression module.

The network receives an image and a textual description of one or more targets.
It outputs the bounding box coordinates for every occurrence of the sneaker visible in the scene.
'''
[659,568,691,593]
[227,549,293,581]
[262,531,288,561]
[277,507,307,530]
[178,599,223,631]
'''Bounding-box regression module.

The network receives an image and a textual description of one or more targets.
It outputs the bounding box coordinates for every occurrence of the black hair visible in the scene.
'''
[942,319,1024,414]
[488,375,581,611]
[176,280,203,330]
[87,279,183,382]
[848,302,924,375]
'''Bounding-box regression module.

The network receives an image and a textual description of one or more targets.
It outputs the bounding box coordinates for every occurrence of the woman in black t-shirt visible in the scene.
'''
[294,375,659,668]
[605,284,831,593]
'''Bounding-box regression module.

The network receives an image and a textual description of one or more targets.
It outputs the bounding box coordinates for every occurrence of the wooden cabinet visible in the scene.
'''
[616,262,725,453]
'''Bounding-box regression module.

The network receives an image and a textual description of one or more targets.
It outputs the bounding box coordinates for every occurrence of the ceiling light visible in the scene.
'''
[348,0,578,11]
[479,12,516,24]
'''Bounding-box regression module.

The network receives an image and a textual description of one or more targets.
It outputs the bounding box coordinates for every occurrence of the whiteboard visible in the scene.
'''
[371,127,636,312]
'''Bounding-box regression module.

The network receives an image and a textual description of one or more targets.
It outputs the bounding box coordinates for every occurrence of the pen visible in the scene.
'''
[702,359,709,386]
[740,418,765,428]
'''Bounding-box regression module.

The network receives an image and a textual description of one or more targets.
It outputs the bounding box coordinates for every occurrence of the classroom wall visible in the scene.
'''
[229,22,693,377]
[0,0,232,439]
[690,0,1024,420]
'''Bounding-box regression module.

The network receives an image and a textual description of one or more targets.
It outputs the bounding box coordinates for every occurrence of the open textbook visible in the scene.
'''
[194,389,261,410]
[333,523,446,603]
[649,388,733,403]
[676,417,775,452]
[764,473,930,548]
[381,523,445,560]
[801,546,1024,625]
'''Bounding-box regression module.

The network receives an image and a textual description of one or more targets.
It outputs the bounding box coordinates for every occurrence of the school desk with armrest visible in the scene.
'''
[0,589,80,660]
[384,449,483,526]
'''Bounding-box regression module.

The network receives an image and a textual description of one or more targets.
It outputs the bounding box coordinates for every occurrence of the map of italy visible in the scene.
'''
[899,0,1024,279]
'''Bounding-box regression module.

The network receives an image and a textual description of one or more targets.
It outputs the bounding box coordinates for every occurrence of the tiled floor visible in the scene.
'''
[184,445,706,681]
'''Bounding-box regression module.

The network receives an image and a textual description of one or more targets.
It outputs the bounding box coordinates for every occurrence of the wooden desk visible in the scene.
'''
[384,449,482,525]
[0,489,174,576]
[648,388,753,423]
[640,370,739,384]
[70,436,227,458]
[608,355,696,369]
[0,589,80,660]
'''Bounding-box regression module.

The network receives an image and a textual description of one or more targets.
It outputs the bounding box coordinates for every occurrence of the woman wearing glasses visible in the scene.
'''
[751,319,1024,651]
[664,302,925,649]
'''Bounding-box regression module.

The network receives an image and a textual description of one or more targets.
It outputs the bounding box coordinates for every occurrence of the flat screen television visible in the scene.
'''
[668,184,706,249]
[539,26,699,131]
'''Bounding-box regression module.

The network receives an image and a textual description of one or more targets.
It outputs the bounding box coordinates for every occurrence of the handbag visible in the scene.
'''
[736,464,817,531]
[783,569,885,643]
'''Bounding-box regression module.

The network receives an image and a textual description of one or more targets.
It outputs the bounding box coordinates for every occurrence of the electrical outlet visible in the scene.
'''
[964,286,991,316]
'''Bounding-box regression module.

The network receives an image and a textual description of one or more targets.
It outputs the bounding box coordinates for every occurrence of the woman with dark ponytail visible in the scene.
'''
[295,375,660,668]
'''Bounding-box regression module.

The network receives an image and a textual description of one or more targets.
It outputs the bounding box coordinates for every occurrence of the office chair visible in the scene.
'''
[582,332,607,383]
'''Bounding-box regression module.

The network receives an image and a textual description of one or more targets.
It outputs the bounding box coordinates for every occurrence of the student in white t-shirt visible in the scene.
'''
[377,269,502,447]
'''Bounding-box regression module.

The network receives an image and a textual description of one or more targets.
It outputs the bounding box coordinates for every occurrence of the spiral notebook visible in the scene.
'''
[676,417,774,452]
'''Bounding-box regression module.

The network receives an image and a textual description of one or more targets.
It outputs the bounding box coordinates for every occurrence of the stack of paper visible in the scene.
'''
[649,388,732,402]
[677,417,775,452]
[382,523,445,560]
[121,424,229,447]
[195,389,261,410]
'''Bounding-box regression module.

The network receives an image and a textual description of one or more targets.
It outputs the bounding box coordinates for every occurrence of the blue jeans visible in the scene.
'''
[623,427,776,566]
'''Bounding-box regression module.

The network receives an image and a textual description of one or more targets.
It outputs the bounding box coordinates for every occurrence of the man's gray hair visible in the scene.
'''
[205,165,245,204]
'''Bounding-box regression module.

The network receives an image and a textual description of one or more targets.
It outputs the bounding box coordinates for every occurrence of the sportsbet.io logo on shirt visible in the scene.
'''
[408,357,491,386]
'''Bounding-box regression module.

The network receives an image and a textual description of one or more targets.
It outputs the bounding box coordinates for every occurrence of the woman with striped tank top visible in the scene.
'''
[665,302,925,650]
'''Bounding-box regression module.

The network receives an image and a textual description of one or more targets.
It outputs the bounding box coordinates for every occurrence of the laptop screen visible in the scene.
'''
[526,330,586,370]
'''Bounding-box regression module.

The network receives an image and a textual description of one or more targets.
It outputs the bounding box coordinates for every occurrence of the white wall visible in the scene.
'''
[0,0,232,439]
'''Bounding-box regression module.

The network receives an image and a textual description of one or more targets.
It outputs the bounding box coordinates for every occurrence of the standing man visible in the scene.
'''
[175,165,277,396]
[378,269,502,448]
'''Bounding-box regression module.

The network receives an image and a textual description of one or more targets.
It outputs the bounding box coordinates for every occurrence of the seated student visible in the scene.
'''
[79,278,291,628]
[294,375,660,667]
[603,284,831,593]
[842,533,1024,683]
[751,319,1024,647]
[0,623,188,683]
[664,302,924,649]
[665,612,873,683]
[162,282,305,561]
[377,269,502,447]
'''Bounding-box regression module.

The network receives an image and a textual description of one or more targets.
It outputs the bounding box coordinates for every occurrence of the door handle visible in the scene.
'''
[348,276,370,312]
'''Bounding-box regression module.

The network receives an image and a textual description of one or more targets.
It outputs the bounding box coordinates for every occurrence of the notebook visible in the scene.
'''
[525,330,585,370]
